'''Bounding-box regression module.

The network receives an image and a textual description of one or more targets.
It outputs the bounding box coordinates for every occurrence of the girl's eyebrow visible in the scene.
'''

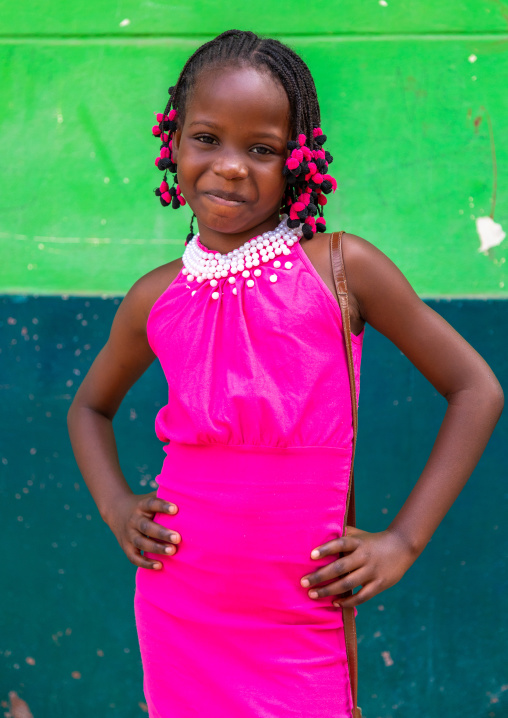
[188,120,217,128]
[188,119,284,142]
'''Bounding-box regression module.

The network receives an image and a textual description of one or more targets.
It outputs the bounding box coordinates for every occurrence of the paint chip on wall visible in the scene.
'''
[476,216,506,253]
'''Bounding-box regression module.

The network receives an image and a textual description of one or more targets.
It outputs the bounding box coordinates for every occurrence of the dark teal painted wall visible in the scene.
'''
[1,296,506,717]
[1,0,508,295]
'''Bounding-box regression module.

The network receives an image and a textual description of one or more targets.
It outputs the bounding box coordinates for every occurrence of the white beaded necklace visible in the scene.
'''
[182,216,302,298]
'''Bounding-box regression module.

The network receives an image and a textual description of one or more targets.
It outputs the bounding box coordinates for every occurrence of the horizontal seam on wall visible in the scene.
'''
[1,292,507,300]
[0,33,508,45]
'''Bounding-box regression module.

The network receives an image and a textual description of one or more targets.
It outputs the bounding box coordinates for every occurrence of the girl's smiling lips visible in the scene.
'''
[204,189,246,206]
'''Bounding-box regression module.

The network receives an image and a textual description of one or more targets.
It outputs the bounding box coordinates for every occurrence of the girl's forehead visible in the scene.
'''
[184,64,291,136]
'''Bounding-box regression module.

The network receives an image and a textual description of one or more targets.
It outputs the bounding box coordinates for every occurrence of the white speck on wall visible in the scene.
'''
[468,54,477,63]
[119,18,131,26]
[104,177,110,184]
[471,76,477,81]
[56,112,64,124]
[123,177,130,183]
[476,216,506,253]
[101,219,107,225]
[379,0,388,5]
[381,651,394,667]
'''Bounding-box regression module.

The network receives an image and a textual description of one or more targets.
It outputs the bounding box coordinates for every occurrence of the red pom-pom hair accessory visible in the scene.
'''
[154,111,177,174]
[154,180,187,209]
[152,87,186,209]
[282,127,336,239]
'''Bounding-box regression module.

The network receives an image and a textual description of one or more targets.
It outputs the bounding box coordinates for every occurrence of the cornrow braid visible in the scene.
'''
[151,29,336,243]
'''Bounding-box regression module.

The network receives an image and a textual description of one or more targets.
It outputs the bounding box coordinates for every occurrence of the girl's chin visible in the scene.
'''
[198,212,256,235]
[195,208,281,237]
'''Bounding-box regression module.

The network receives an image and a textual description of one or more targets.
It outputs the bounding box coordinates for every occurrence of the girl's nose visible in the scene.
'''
[211,152,248,181]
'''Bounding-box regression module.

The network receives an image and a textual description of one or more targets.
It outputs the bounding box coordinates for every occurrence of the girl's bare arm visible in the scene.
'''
[67,260,183,569]
[301,234,503,606]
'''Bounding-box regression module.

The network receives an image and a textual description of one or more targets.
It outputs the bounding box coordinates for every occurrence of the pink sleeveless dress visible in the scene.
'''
[134,233,364,718]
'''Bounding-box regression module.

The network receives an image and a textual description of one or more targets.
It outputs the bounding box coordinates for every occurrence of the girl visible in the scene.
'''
[67,29,503,718]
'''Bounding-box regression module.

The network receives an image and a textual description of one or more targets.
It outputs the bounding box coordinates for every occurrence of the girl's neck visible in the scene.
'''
[195,212,283,254]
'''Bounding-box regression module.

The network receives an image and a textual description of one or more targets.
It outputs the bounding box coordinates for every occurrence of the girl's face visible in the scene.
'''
[172,64,291,251]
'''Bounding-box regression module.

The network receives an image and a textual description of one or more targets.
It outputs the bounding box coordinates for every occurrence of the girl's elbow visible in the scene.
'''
[477,372,504,421]
[489,379,504,419]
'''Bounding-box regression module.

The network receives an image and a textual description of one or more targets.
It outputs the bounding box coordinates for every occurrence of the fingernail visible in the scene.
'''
[171,534,180,543]
[168,505,177,514]
[165,546,175,554]
[301,578,310,587]
[310,549,320,559]
[333,601,341,607]
[309,590,319,599]
[153,563,162,570]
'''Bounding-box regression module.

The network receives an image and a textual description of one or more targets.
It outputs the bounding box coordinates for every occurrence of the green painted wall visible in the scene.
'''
[1,1,507,295]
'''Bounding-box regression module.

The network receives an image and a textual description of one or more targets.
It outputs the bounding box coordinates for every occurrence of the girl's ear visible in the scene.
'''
[172,126,181,163]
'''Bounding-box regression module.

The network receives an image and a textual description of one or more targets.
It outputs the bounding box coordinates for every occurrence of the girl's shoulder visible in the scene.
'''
[300,230,375,335]
[122,256,184,329]
[301,229,423,335]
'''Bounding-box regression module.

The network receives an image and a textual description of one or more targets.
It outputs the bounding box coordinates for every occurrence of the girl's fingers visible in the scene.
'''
[334,583,378,608]
[305,568,367,600]
[137,516,181,545]
[126,547,164,570]
[132,532,178,556]
[301,552,364,588]
[310,535,360,559]
[140,496,179,517]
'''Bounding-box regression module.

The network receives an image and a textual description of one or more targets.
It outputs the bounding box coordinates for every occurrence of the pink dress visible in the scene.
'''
[134,233,364,718]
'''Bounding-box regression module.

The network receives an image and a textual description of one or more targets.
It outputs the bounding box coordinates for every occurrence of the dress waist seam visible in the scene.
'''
[164,441,352,454]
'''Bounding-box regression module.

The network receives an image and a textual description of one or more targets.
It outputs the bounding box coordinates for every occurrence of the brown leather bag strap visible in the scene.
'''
[330,231,362,718]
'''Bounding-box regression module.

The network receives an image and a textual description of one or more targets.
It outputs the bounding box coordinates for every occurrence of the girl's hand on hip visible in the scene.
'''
[300,526,416,608]
[107,492,181,570]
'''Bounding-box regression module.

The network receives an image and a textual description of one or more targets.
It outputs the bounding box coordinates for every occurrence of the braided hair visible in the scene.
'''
[152,29,336,243]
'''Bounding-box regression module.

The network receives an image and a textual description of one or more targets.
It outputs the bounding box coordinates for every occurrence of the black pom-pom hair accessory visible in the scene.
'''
[152,101,187,211]
[281,128,337,240]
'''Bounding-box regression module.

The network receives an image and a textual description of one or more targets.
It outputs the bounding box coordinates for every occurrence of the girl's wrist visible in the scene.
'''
[385,523,426,563]
[99,486,135,528]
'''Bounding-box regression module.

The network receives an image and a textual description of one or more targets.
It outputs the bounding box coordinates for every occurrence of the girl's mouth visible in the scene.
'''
[205,191,246,207]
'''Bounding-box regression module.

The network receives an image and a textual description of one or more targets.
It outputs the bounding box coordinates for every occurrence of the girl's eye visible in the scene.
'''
[193,136,274,154]
[195,135,218,145]
[252,146,274,155]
